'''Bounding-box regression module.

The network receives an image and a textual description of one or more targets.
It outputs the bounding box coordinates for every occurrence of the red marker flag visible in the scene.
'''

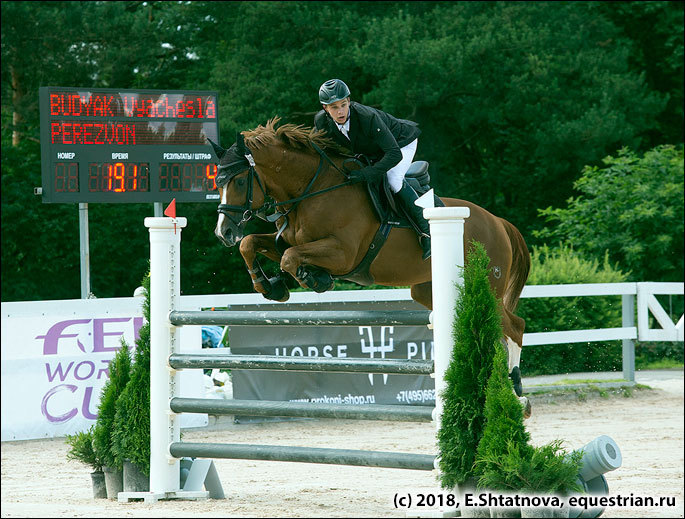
[164,198,177,218]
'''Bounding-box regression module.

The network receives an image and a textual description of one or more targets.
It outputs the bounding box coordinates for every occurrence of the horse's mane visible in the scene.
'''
[242,116,352,158]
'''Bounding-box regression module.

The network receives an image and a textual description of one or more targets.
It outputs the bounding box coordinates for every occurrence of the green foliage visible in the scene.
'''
[535,145,684,283]
[635,341,684,369]
[65,425,103,472]
[353,2,667,233]
[475,338,583,497]
[477,440,583,495]
[92,339,132,470]
[0,138,81,301]
[475,347,532,486]
[438,241,501,488]
[111,273,151,474]
[517,244,629,376]
[2,2,683,301]
[590,2,684,144]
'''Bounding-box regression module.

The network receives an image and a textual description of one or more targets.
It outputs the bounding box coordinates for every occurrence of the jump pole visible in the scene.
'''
[143,206,469,496]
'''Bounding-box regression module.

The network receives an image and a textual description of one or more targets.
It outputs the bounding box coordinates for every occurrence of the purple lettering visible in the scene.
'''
[41,384,78,423]
[134,317,144,341]
[74,361,95,381]
[98,360,111,379]
[36,319,91,355]
[92,318,130,353]
[81,386,98,420]
[45,362,74,383]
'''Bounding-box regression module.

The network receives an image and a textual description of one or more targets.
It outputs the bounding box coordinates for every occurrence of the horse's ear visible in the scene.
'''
[207,138,226,160]
[236,132,246,155]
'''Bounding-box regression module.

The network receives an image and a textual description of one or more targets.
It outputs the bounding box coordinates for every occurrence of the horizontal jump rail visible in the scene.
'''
[169,442,436,471]
[170,397,434,422]
[168,353,434,375]
[168,310,431,327]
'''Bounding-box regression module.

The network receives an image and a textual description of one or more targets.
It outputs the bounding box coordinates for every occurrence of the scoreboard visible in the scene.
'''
[39,87,221,203]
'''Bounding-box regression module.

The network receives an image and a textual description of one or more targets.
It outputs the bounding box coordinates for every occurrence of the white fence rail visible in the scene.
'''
[178,282,683,383]
[519,281,683,381]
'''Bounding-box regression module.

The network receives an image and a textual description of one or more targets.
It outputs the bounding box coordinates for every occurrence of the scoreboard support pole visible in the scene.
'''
[79,202,91,299]
[77,202,165,299]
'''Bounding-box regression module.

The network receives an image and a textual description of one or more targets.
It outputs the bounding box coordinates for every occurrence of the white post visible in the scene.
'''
[423,207,470,462]
[145,216,187,494]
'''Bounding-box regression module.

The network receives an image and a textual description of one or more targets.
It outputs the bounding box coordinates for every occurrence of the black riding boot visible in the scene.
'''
[395,182,431,260]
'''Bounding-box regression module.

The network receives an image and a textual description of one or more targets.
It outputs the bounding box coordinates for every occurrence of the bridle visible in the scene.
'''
[216,148,269,226]
[216,134,361,240]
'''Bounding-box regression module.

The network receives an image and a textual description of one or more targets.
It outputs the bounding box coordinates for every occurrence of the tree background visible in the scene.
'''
[2,1,683,302]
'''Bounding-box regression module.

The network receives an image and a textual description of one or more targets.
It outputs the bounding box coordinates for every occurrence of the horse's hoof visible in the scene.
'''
[263,275,290,302]
[519,396,532,419]
[296,266,334,293]
[509,366,523,397]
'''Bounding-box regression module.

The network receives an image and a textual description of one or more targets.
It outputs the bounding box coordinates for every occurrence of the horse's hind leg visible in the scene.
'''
[410,282,433,310]
[501,309,530,418]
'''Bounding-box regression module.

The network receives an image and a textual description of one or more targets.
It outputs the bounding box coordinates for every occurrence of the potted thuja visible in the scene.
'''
[65,425,107,499]
[437,242,502,518]
[93,338,131,499]
[475,346,583,518]
[111,273,151,492]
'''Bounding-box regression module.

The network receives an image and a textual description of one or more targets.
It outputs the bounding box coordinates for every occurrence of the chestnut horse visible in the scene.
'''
[212,118,531,406]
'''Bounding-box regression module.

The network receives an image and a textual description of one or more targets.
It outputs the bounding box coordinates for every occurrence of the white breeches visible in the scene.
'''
[387,139,418,193]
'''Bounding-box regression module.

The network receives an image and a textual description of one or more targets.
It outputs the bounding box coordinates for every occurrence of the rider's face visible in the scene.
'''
[323,98,350,124]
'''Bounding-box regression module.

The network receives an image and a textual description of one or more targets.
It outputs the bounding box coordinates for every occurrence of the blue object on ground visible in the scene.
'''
[202,326,224,348]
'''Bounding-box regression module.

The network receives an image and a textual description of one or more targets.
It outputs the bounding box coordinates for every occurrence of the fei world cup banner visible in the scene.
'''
[228,299,435,421]
[1,296,205,441]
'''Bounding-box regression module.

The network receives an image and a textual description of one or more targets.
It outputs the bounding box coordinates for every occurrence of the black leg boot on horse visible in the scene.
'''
[395,182,431,260]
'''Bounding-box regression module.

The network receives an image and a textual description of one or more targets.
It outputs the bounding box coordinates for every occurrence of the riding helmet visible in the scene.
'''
[319,79,351,105]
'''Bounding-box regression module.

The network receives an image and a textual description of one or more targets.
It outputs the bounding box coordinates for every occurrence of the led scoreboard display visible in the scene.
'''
[39,87,221,203]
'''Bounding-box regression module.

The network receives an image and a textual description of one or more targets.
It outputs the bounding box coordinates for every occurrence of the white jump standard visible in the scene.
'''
[138,207,470,503]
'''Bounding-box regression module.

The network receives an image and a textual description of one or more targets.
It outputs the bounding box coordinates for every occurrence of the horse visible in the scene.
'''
[211,117,531,412]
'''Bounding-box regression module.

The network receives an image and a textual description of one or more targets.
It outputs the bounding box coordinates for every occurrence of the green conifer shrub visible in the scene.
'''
[66,425,103,472]
[477,440,583,495]
[474,346,532,484]
[475,333,583,496]
[92,338,131,470]
[111,272,151,474]
[437,241,501,488]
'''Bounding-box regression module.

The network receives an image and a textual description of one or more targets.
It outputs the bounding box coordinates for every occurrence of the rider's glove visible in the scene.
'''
[348,166,382,184]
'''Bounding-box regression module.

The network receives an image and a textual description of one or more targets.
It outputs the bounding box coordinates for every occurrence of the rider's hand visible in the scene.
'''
[348,167,381,184]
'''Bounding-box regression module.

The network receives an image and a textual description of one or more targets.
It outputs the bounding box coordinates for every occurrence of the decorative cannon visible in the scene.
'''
[569,435,623,518]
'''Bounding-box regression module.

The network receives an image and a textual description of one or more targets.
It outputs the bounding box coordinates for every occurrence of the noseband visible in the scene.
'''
[216,149,269,226]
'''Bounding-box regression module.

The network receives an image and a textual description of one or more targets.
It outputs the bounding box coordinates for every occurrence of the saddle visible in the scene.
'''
[334,160,444,286]
[368,161,444,229]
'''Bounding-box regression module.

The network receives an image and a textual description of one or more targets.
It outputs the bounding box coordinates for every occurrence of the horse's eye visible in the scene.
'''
[236,178,246,187]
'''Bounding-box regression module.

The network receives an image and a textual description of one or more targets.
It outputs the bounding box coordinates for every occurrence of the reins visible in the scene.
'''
[217,140,359,234]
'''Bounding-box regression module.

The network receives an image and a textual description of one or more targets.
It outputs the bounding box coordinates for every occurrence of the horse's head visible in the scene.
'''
[211,117,353,247]
[211,134,266,247]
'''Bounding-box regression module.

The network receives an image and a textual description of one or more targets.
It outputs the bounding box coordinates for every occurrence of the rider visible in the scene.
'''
[314,79,431,260]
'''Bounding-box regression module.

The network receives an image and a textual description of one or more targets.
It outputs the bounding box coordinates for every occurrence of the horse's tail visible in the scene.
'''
[502,219,530,313]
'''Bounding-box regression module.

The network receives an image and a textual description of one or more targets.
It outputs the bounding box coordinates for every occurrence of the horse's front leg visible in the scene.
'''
[279,237,354,293]
[239,233,290,302]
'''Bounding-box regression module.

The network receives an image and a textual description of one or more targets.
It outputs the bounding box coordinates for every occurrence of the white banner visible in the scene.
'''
[1,296,206,441]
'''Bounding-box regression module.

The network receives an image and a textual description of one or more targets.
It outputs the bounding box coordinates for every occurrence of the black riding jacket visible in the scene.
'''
[314,101,421,179]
